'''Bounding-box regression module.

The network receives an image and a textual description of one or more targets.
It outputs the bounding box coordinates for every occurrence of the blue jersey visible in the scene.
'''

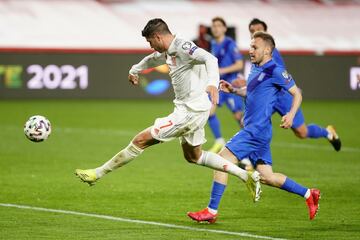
[211,36,243,82]
[225,59,296,165]
[243,59,295,142]
[272,48,285,67]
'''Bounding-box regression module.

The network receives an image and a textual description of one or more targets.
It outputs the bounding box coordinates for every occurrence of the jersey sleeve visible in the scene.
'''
[129,52,166,76]
[180,40,220,88]
[229,41,243,61]
[272,67,296,91]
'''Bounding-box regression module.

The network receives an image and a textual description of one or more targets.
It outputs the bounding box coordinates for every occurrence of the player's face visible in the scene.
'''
[249,37,267,64]
[249,24,265,36]
[211,21,226,39]
[146,34,166,53]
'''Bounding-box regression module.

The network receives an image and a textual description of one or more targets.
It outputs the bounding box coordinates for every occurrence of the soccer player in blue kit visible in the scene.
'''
[208,17,245,153]
[248,18,341,150]
[188,31,320,223]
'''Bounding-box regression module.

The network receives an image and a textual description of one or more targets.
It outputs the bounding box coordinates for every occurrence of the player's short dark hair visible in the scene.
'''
[249,18,268,31]
[141,18,171,38]
[253,31,275,51]
[212,17,227,27]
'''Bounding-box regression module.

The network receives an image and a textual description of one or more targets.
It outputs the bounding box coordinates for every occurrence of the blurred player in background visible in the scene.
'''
[248,18,341,151]
[207,17,245,153]
[75,18,261,203]
[193,24,211,52]
[188,32,320,223]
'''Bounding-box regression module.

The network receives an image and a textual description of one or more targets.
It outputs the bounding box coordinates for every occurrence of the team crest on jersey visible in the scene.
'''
[182,42,192,50]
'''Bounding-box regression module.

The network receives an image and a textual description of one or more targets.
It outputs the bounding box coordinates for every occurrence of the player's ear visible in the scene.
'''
[153,32,161,41]
[264,46,271,56]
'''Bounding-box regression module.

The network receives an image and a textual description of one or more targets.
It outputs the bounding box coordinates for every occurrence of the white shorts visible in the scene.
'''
[150,105,210,146]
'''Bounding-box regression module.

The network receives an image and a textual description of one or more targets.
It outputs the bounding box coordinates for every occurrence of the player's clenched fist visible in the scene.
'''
[128,74,139,85]
[219,80,234,93]
[280,113,294,129]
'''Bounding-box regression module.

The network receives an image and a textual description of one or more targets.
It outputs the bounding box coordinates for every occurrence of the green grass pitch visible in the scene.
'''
[0,100,359,240]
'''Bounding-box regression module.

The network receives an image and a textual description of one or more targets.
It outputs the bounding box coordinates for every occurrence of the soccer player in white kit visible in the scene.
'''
[75,18,261,202]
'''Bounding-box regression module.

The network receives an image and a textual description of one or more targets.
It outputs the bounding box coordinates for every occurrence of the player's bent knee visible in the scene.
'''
[294,130,307,139]
[293,125,308,139]
[132,137,146,149]
[132,130,154,149]
[233,112,242,121]
[183,149,202,164]
[183,153,197,164]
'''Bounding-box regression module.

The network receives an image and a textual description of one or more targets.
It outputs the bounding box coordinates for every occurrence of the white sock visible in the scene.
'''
[240,158,252,167]
[215,138,226,145]
[304,189,311,199]
[327,131,333,140]
[95,142,143,178]
[196,151,248,182]
[207,207,218,214]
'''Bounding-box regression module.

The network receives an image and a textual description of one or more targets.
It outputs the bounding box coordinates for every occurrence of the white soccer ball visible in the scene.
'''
[24,115,52,142]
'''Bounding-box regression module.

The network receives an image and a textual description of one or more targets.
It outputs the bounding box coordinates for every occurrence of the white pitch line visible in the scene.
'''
[0,203,287,240]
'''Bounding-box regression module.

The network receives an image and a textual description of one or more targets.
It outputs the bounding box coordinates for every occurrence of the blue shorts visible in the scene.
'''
[225,130,272,166]
[218,91,244,113]
[274,91,305,129]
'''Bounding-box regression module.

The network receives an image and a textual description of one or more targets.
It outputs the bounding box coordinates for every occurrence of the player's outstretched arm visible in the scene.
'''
[219,41,244,75]
[129,52,166,82]
[189,46,220,105]
[219,60,244,75]
[220,80,247,97]
[273,68,301,129]
[281,85,302,128]
[190,47,220,89]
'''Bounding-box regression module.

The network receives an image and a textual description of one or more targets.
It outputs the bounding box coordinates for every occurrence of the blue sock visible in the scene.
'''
[208,181,226,210]
[281,177,308,197]
[307,124,328,139]
[208,115,222,139]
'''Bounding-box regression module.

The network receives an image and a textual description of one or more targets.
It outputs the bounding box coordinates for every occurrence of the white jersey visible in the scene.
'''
[129,36,219,112]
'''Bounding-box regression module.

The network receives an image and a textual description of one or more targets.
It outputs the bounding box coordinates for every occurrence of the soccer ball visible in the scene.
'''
[24,115,52,142]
